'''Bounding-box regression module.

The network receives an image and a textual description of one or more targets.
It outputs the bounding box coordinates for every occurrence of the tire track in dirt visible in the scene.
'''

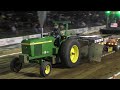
[46,52,120,79]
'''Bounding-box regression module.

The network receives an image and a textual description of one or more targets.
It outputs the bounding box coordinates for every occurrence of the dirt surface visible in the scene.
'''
[0,44,21,55]
[0,51,120,79]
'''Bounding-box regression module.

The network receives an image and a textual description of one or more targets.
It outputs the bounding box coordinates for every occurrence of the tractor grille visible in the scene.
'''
[34,44,42,56]
[22,45,31,56]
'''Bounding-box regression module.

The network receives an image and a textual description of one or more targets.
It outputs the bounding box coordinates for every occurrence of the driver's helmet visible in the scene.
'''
[54,24,59,29]
[60,24,64,30]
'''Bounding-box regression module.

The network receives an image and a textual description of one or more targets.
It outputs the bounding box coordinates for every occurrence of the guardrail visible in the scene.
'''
[0,34,41,47]
[0,25,105,47]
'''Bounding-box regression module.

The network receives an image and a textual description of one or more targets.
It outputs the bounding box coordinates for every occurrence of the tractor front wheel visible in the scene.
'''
[10,57,22,73]
[40,61,52,77]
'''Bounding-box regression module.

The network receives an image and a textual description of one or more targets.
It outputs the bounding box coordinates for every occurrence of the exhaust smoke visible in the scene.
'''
[37,11,48,37]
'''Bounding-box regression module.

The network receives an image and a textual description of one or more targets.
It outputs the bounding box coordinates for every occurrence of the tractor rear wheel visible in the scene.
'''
[40,61,52,77]
[59,39,81,68]
[10,57,22,73]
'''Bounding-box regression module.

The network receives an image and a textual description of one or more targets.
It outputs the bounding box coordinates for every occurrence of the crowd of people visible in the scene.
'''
[47,11,106,28]
[0,11,106,38]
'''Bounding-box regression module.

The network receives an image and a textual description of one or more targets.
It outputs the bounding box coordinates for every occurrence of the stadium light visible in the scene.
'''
[105,11,111,15]
[116,11,120,16]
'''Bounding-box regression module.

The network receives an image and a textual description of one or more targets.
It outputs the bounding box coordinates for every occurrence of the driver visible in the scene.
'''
[51,24,61,47]
[51,24,61,38]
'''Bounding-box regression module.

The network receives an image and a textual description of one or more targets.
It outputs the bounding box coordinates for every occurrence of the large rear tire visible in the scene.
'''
[59,39,81,68]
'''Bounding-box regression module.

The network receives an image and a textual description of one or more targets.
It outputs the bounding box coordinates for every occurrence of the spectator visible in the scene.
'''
[11,24,19,35]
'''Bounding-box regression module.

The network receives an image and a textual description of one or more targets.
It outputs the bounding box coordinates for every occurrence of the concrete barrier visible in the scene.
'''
[0,34,42,47]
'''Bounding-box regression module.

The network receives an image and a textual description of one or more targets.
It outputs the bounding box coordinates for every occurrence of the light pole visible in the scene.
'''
[106,15,109,28]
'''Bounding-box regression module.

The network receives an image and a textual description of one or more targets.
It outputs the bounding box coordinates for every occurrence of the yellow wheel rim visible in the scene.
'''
[70,45,79,63]
[45,65,50,74]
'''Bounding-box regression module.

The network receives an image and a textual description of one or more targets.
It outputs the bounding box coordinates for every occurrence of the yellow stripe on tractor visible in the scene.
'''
[21,41,52,45]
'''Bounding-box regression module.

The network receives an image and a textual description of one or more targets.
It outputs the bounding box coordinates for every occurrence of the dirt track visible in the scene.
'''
[0,51,120,79]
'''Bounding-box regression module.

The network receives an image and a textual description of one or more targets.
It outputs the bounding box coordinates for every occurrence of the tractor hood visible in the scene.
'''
[21,36,55,45]
[21,36,56,57]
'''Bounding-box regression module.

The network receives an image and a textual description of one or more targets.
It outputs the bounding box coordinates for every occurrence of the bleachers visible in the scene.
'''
[0,11,105,39]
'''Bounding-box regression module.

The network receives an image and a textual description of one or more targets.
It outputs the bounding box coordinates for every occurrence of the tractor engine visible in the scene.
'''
[21,36,57,58]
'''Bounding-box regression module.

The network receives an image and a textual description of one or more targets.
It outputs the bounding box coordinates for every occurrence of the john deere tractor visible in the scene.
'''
[10,21,82,77]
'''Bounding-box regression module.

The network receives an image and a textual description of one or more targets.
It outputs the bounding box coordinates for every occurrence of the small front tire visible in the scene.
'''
[40,61,52,77]
[10,57,22,73]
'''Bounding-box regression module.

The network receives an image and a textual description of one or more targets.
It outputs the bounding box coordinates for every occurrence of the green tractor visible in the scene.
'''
[10,21,82,77]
